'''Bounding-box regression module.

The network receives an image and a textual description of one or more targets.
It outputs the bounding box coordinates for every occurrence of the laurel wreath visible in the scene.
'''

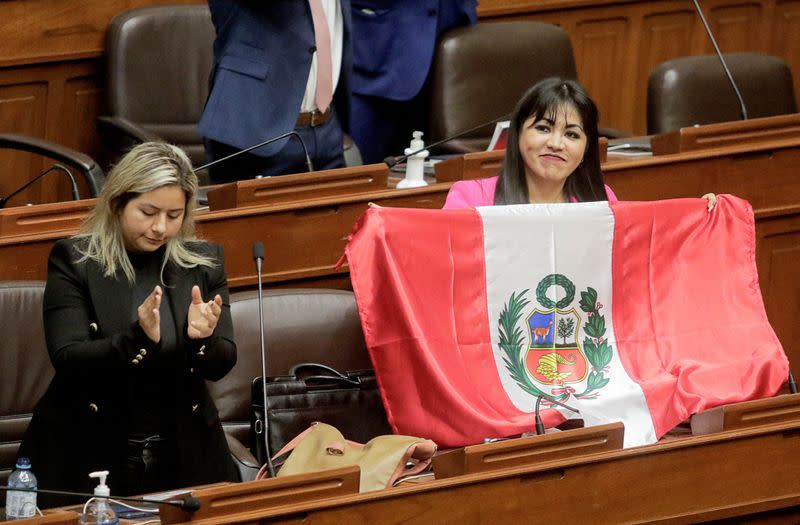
[535,274,575,309]
[499,274,614,402]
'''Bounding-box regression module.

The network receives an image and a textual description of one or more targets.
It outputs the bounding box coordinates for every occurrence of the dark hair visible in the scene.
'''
[494,78,607,205]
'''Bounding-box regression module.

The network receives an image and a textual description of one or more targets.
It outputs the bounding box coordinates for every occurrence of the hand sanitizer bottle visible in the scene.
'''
[80,471,119,525]
[397,131,429,189]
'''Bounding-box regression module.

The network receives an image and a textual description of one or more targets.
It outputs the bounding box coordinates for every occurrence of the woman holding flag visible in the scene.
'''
[443,77,716,210]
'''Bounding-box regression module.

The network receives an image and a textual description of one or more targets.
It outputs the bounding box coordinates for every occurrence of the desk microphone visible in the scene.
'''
[252,242,276,478]
[692,0,748,121]
[534,393,581,436]
[0,485,201,512]
[0,163,80,208]
[383,114,510,168]
[194,131,314,174]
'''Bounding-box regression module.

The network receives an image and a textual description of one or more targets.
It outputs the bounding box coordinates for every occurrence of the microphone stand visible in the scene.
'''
[383,114,510,168]
[194,131,314,174]
[534,393,581,436]
[0,163,80,208]
[692,0,748,121]
[252,242,277,478]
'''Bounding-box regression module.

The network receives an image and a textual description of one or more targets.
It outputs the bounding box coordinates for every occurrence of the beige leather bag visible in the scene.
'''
[256,422,437,492]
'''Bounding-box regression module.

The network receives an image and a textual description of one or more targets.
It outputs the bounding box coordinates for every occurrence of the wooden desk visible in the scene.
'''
[156,408,800,524]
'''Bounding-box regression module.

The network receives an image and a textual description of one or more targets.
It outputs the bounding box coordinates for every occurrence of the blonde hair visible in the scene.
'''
[76,142,214,283]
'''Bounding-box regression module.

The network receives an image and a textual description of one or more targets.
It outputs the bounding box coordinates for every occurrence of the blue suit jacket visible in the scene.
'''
[351,0,476,101]
[199,0,352,155]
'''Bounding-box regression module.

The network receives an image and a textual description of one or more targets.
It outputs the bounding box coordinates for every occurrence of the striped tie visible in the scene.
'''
[309,0,333,113]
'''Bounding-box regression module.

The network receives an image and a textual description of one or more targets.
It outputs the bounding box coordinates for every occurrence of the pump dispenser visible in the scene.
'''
[397,131,429,189]
[80,471,119,525]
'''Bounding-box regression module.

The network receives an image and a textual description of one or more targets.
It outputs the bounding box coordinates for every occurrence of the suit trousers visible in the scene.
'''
[205,109,346,183]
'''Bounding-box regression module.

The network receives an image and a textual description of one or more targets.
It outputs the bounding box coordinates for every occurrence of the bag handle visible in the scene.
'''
[289,362,362,387]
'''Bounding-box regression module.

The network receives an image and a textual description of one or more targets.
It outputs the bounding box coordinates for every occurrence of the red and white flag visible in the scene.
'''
[345,196,788,448]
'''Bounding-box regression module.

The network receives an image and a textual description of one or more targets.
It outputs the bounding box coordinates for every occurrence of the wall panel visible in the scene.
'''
[756,214,800,376]
[0,0,798,201]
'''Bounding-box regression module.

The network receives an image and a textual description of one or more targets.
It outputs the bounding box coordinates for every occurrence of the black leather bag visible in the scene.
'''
[250,363,392,464]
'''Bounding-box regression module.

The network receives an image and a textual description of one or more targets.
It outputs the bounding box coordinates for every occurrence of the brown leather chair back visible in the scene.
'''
[104,5,215,166]
[647,53,797,135]
[209,289,371,449]
[428,21,578,153]
[0,281,51,485]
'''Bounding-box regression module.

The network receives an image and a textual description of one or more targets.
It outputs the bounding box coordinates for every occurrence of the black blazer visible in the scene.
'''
[21,238,238,506]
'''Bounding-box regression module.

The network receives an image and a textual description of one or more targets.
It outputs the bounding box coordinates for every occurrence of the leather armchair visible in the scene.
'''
[428,21,629,154]
[210,288,372,481]
[647,53,797,135]
[0,281,51,485]
[0,134,105,199]
[97,5,215,169]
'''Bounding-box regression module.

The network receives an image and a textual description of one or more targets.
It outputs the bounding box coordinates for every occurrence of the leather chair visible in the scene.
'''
[98,5,215,169]
[428,21,580,153]
[209,288,372,480]
[98,5,363,177]
[647,53,798,135]
[0,281,52,485]
[0,134,105,201]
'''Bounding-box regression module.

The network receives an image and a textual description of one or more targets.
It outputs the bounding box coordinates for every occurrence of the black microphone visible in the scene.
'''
[692,0,748,121]
[534,393,581,436]
[789,372,798,394]
[252,242,276,478]
[0,485,201,512]
[194,131,314,174]
[0,163,81,208]
[383,114,510,168]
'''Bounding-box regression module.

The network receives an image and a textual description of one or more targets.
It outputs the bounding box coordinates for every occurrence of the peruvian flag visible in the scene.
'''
[345,196,788,448]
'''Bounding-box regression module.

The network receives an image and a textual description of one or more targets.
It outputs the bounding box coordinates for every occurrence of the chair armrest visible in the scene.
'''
[96,116,163,143]
[225,433,261,482]
[0,133,105,197]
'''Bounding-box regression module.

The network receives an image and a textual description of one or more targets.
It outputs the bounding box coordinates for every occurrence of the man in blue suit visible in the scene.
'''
[350,1,477,164]
[199,1,352,183]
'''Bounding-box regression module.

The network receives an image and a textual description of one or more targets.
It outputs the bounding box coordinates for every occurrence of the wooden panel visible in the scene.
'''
[773,1,800,96]
[707,2,767,53]
[0,0,203,67]
[636,9,696,132]
[0,81,49,205]
[756,212,800,378]
[572,17,630,132]
[0,60,102,205]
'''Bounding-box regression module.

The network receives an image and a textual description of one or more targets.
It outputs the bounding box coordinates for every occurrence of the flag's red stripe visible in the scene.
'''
[347,208,563,446]
[611,198,788,437]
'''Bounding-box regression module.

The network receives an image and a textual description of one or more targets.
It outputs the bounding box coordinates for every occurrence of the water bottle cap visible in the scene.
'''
[15,457,31,469]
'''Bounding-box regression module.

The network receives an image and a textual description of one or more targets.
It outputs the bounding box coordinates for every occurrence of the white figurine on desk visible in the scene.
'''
[396,131,429,189]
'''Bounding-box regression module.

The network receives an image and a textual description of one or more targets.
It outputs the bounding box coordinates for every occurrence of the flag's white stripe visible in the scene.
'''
[478,202,657,447]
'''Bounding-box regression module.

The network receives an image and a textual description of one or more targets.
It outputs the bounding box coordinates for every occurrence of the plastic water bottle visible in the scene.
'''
[80,471,119,525]
[5,457,38,519]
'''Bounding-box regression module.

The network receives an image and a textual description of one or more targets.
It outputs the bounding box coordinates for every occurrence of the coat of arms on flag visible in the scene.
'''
[502,276,611,406]
[345,197,789,448]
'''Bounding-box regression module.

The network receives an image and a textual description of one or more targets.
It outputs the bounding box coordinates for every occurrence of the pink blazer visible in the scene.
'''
[443,176,618,209]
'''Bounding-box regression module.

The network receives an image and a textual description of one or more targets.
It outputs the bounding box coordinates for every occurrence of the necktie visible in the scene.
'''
[309,0,333,113]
